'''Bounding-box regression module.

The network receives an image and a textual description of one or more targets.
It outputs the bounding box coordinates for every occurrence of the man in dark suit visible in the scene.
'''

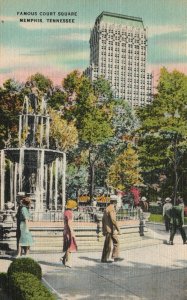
[169,201,187,245]
[101,197,123,263]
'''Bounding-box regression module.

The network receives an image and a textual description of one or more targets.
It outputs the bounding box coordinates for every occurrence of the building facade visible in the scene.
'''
[85,11,153,107]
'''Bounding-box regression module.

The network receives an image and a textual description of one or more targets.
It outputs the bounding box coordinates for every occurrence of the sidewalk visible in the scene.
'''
[1,224,187,300]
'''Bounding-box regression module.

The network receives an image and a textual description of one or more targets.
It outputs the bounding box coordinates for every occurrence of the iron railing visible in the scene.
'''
[0,207,141,223]
[28,207,140,222]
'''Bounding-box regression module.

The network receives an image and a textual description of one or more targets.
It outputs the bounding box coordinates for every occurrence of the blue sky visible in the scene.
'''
[0,0,187,85]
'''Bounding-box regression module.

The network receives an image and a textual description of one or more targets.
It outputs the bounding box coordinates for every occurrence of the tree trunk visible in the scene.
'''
[88,151,95,205]
[173,140,178,206]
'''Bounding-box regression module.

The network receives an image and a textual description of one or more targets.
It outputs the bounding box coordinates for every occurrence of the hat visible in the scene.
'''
[141,197,147,202]
[65,200,77,210]
[110,195,118,203]
[165,197,171,202]
[22,197,31,206]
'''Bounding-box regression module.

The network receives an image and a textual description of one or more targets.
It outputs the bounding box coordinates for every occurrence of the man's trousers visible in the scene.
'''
[101,233,119,262]
[169,224,187,243]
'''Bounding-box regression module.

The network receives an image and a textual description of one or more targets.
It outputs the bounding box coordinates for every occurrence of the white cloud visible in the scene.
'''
[168,40,187,56]
[148,24,184,37]
[52,32,90,41]
[62,50,89,61]
[0,46,89,71]
[0,46,47,69]
[155,39,187,57]
[0,15,18,22]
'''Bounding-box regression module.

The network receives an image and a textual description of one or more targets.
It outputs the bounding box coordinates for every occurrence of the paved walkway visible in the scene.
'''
[1,224,187,300]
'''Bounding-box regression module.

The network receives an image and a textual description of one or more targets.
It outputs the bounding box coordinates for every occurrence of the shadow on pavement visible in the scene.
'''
[43,258,187,300]
[38,260,64,267]
[79,256,101,263]
[0,256,13,261]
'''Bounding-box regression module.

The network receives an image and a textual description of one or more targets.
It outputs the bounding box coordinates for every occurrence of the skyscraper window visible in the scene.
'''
[84,11,153,106]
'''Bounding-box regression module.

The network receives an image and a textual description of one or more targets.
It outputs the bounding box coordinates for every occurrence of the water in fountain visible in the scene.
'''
[0,93,66,213]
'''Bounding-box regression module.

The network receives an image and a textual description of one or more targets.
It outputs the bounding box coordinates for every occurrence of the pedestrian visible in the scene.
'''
[168,200,187,245]
[93,198,97,208]
[101,197,123,263]
[163,197,172,232]
[140,196,149,212]
[61,203,77,268]
[15,197,23,254]
[17,197,33,257]
[178,197,184,209]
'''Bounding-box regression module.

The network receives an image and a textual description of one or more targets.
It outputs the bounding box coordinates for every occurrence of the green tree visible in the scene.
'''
[92,75,113,102]
[137,68,187,203]
[107,144,142,191]
[80,108,113,201]
[93,99,137,187]
[49,109,78,152]
[28,73,53,93]
[0,79,23,148]
[47,88,66,111]
[63,70,81,96]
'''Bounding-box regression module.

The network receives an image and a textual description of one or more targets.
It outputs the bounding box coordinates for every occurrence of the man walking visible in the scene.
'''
[101,196,123,263]
[163,197,172,232]
[169,201,187,245]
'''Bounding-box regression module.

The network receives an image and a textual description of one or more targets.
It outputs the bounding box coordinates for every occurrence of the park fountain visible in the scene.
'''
[0,93,66,214]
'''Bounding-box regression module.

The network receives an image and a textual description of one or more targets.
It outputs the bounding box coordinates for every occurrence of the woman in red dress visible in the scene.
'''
[61,206,77,268]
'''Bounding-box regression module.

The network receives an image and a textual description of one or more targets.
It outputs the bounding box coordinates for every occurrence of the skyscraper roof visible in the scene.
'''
[95,11,144,29]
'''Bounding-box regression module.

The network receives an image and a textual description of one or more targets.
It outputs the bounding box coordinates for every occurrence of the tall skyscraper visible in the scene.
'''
[85,11,153,107]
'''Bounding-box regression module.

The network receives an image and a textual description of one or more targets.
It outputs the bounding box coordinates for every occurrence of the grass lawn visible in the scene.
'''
[148,214,163,223]
[149,214,187,225]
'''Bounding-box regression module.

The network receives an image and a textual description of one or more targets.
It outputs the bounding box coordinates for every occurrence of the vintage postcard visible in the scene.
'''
[0,0,187,299]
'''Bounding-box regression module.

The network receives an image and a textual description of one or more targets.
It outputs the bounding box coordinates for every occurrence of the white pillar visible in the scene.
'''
[18,148,24,192]
[10,161,13,203]
[45,164,48,210]
[46,117,50,148]
[54,158,59,210]
[0,150,5,210]
[62,152,66,212]
[40,149,44,210]
[18,115,22,147]
[49,163,53,209]
[14,163,18,209]
[40,117,44,147]
[35,150,40,211]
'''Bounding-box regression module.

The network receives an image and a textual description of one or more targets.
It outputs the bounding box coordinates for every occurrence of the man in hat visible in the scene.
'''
[101,196,123,263]
[140,196,149,212]
[163,197,172,232]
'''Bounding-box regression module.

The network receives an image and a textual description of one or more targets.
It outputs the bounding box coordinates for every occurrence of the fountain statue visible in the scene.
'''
[0,93,66,213]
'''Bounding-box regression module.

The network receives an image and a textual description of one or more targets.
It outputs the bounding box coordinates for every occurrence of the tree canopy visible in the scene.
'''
[137,68,187,201]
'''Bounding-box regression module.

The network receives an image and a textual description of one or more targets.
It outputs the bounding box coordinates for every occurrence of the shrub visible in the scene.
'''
[7,257,42,280]
[9,272,56,300]
[149,204,162,215]
[0,272,8,290]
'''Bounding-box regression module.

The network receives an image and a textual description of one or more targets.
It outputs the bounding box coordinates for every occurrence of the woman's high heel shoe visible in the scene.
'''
[60,257,66,265]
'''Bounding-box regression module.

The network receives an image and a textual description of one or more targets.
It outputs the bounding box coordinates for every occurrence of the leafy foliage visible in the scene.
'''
[0,272,8,290]
[7,257,42,280]
[137,68,187,201]
[28,73,53,93]
[9,272,56,300]
[107,144,142,191]
[0,79,23,148]
[49,109,78,151]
